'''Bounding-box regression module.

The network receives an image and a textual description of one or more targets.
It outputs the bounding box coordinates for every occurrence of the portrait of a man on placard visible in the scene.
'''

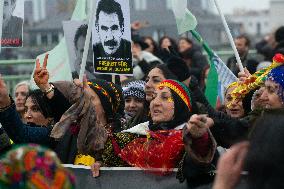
[63,21,94,79]
[1,0,24,47]
[92,0,132,75]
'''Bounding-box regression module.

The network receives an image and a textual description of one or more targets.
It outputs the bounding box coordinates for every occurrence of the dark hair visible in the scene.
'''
[149,64,178,80]
[179,37,193,45]
[74,24,87,49]
[27,90,52,119]
[158,36,178,52]
[143,36,160,57]
[236,34,251,47]
[149,88,195,131]
[245,109,284,189]
[95,0,124,30]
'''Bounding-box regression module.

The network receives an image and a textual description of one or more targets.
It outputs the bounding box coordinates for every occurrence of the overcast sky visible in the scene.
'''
[216,0,270,13]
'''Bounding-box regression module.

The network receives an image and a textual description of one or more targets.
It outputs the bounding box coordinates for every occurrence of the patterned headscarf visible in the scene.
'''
[122,80,145,100]
[0,144,76,189]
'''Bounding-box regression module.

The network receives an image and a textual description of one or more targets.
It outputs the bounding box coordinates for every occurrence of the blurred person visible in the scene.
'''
[2,0,23,47]
[0,144,76,189]
[14,80,30,120]
[132,35,163,80]
[178,37,209,85]
[227,34,259,76]
[251,87,265,111]
[158,36,178,62]
[273,26,284,54]
[143,36,160,57]
[213,109,284,189]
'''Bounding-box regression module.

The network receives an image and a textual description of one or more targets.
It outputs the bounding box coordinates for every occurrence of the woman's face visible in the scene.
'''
[145,68,166,102]
[125,96,144,116]
[24,97,49,126]
[160,38,171,49]
[178,39,192,53]
[259,80,283,109]
[144,38,154,53]
[252,87,265,110]
[224,86,245,118]
[150,86,174,124]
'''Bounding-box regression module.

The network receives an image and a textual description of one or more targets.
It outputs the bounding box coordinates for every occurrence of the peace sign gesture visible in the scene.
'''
[33,54,50,90]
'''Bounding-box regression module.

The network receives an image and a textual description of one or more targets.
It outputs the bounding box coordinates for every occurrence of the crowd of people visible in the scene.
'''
[0,18,284,189]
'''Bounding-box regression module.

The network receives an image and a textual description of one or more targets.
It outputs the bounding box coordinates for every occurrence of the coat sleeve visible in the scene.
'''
[0,103,54,146]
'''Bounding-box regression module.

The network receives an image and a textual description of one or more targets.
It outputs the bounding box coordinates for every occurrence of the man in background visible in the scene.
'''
[227,34,259,75]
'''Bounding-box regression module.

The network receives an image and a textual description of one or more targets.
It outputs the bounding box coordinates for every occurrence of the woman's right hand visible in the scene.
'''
[91,162,101,177]
[33,54,50,91]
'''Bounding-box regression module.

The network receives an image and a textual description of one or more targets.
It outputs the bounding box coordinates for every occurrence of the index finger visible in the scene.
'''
[43,54,49,69]
[35,58,40,69]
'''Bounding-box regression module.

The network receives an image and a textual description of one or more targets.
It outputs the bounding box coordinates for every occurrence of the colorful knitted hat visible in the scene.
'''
[122,80,146,100]
[267,64,284,103]
[0,144,76,189]
[229,53,284,106]
[88,79,124,122]
[157,79,192,112]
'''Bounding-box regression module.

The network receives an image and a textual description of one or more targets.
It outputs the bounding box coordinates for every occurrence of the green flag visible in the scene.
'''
[171,0,197,34]
[30,0,87,88]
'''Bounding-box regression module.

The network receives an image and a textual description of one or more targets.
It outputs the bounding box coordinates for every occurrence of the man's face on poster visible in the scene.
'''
[97,11,123,55]
[74,35,86,73]
[3,0,16,28]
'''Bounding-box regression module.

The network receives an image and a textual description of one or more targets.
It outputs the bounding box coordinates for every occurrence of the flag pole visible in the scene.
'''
[79,0,96,81]
[0,0,4,52]
[211,0,244,73]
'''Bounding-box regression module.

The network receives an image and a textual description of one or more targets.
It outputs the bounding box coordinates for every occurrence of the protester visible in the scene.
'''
[226,34,259,76]
[14,80,30,120]
[158,36,178,62]
[213,109,284,189]
[143,36,160,57]
[178,37,209,85]
[122,80,146,129]
[132,35,163,80]
[273,26,284,54]
[0,144,76,189]
[145,64,177,102]
[91,79,216,179]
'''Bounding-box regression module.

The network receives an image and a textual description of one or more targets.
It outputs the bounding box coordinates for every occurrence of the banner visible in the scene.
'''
[92,0,132,76]
[1,0,24,48]
[63,21,95,79]
[65,165,187,189]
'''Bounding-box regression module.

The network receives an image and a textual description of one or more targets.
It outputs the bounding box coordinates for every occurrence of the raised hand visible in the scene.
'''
[0,76,11,108]
[33,54,50,90]
[186,114,213,138]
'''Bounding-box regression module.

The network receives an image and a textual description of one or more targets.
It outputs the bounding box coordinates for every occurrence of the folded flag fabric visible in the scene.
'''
[171,0,197,34]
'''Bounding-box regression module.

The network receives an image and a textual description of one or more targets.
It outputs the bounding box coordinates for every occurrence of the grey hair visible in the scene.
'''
[13,80,30,96]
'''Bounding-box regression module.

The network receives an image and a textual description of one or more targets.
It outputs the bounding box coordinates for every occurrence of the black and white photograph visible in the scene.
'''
[1,0,24,48]
[63,20,94,79]
[92,0,132,75]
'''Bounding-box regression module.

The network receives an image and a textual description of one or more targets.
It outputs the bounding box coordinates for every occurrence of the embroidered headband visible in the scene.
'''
[157,79,192,112]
